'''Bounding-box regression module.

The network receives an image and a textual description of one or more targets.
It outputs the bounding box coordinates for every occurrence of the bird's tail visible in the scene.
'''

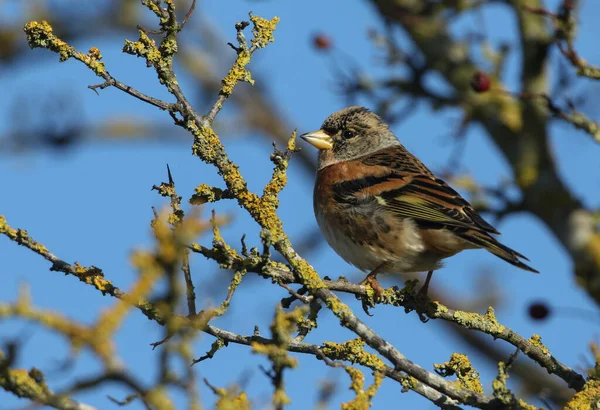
[461,230,539,273]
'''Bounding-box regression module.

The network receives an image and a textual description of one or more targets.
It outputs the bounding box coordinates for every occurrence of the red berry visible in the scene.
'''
[528,302,551,320]
[563,0,574,10]
[312,33,332,51]
[470,71,491,93]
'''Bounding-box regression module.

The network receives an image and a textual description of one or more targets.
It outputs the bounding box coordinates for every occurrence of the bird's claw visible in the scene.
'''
[361,299,374,316]
[415,288,431,323]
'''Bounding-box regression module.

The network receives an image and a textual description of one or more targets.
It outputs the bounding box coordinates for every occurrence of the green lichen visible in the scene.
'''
[434,353,483,394]
[159,34,178,57]
[322,338,385,371]
[528,334,550,356]
[399,376,419,393]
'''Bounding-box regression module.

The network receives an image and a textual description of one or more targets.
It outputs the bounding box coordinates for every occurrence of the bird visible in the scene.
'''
[300,106,538,297]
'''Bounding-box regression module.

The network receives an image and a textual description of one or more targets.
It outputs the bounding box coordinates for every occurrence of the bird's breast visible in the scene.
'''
[313,165,449,273]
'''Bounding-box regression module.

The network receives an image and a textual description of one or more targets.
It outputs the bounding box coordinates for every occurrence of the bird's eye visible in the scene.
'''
[342,130,356,139]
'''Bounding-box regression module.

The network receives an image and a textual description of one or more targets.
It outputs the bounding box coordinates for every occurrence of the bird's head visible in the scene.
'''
[301,106,399,169]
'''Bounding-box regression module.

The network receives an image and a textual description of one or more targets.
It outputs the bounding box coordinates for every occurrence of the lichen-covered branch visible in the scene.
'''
[524,0,600,80]
[24,21,176,112]
[0,358,99,410]
[8,1,592,408]
[191,238,585,391]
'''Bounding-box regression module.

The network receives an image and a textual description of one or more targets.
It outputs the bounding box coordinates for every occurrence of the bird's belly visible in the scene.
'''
[316,206,444,273]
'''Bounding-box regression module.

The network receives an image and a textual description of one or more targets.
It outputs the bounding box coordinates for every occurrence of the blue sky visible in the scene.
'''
[1,0,600,409]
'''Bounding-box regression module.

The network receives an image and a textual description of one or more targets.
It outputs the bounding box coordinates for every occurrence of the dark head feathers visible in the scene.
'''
[321,106,381,134]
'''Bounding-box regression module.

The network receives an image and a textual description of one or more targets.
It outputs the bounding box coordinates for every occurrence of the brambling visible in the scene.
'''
[301,106,538,295]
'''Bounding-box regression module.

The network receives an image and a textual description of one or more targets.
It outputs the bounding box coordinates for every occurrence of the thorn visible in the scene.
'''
[241,234,248,257]
[227,42,241,52]
[166,164,174,186]
[506,347,520,368]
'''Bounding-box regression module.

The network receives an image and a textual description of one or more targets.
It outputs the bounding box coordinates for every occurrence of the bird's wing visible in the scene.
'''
[356,147,500,235]
[328,148,538,272]
[375,173,500,234]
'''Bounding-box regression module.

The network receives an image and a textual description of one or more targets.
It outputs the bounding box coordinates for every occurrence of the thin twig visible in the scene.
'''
[180,0,197,29]
[88,76,175,112]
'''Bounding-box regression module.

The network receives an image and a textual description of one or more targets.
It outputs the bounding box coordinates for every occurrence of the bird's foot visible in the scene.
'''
[365,274,385,299]
[415,294,430,323]
[414,271,434,323]
[358,272,385,316]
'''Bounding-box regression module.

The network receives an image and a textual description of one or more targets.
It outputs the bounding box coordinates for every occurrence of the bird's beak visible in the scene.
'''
[300,129,333,150]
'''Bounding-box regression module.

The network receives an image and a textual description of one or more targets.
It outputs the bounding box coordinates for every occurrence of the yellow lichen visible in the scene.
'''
[322,339,385,371]
[452,306,506,336]
[517,165,538,189]
[94,250,162,340]
[518,399,540,410]
[471,84,523,132]
[492,361,539,409]
[528,334,550,356]
[214,390,251,410]
[251,306,305,408]
[0,290,115,366]
[433,301,449,314]
[145,387,175,410]
[123,30,162,65]
[217,14,279,95]
[220,49,253,96]
[23,21,105,74]
[250,14,280,48]
[565,379,600,410]
[24,21,73,61]
[434,353,483,394]
[325,295,353,319]
[0,368,47,401]
[341,367,383,410]
[190,184,226,205]
[272,389,291,408]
